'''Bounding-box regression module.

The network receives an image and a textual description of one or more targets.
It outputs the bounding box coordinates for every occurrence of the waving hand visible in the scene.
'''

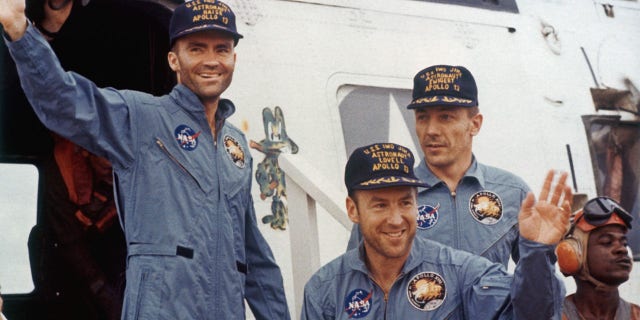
[519,170,573,245]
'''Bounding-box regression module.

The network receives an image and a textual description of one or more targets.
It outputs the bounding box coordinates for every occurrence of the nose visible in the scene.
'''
[387,205,404,226]
[613,241,629,256]
[425,118,442,137]
[202,50,222,66]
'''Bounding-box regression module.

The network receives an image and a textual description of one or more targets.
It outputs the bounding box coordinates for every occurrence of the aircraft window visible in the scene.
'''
[0,163,38,294]
[414,0,519,13]
[338,86,420,158]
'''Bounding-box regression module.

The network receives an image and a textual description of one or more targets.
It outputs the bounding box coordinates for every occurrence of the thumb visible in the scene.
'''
[519,192,535,216]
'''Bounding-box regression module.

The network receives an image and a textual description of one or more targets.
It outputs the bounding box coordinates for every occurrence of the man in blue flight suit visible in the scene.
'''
[349,65,531,267]
[303,142,571,319]
[0,0,290,319]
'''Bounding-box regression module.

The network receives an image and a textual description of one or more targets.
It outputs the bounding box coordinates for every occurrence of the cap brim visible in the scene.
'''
[172,24,243,45]
[352,176,430,190]
[407,95,476,109]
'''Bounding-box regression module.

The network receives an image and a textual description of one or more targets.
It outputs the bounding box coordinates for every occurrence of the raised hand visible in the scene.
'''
[518,170,573,245]
[0,0,27,40]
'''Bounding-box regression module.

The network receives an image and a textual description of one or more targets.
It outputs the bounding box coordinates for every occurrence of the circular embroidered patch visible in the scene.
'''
[343,288,373,318]
[469,191,503,225]
[223,135,246,168]
[174,125,201,151]
[417,204,440,229]
[407,272,446,311]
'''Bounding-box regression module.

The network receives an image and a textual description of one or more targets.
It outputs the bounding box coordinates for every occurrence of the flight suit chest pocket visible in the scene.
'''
[154,137,207,195]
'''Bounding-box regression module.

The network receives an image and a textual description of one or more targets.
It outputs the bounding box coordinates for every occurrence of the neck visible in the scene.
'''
[573,281,621,319]
[203,98,220,132]
[426,155,473,192]
[364,248,407,295]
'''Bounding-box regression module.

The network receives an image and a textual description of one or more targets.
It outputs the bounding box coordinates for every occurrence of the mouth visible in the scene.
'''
[199,72,222,79]
[424,142,446,149]
[615,257,633,269]
[383,230,405,239]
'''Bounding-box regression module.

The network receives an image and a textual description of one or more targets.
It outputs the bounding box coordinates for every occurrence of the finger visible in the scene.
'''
[550,171,568,205]
[519,192,536,217]
[538,170,554,201]
[560,199,572,234]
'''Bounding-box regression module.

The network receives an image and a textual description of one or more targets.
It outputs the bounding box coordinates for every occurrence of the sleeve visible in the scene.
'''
[509,236,564,320]
[244,193,291,320]
[5,22,135,169]
[460,258,513,319]
[459,236,563,320]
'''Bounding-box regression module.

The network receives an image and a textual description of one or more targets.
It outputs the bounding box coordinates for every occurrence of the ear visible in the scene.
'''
[167,51,179,72]
[470,113,483,136]
[346,196,360,224]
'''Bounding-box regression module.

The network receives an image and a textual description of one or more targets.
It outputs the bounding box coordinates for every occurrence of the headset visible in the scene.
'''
[555,196,633,276]
[556,222,586,276]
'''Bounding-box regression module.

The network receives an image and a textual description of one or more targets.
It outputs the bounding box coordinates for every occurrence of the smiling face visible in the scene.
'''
[414,106,482,172]
[168,30,236,106]
[587,224,632,286]
[347,186,418,264]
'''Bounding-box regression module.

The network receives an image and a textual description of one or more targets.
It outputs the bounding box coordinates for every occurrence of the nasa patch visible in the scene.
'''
[223,135,246,168]
[417,204,440,229]
[174,125,201,151]
[343,288,373,318]
[407,272,446,311]
[469,191,503,225]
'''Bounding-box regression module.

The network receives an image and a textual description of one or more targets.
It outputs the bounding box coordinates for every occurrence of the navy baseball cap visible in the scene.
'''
[407,65,478,109]
[345,143,429,192]
[169,0,244,47]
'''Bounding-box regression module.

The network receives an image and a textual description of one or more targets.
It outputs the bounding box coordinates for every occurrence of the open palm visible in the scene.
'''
[519,170,573,245]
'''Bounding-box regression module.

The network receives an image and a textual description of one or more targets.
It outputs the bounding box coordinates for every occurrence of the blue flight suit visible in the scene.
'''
[5,23,290,320]
[349,157,530,267]
[303,236,563,320]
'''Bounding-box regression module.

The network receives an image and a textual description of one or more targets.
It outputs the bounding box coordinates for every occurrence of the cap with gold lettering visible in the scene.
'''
[169,0,243,47]
[407,65,478,109]
[344,143,429,192]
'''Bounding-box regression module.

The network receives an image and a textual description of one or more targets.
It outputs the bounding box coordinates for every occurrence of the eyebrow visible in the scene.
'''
[596,232,627,241]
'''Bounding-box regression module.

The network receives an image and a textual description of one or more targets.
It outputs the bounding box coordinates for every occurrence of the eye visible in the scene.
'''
[216,45,232,56]
[189,46,204,54]
[372,202,387,210]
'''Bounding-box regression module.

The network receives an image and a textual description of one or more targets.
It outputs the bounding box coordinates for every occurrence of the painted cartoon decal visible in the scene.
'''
[469,191,503,225]
[250,106,298,230]
[417,204,440,229]
[224,135,246,168]
[174,125,201,151]
[344,288,373,318]
[407,272,446,311]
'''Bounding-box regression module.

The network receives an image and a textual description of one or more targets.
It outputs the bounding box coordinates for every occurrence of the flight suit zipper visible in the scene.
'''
[451,189,459,249]
[369,272,404,320]
[156,138,203,190]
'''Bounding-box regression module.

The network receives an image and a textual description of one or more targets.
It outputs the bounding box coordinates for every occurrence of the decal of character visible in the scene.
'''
[469,191,503,225]
[250,106,298,230]
[407,272,446,311]
[224,135,246,168]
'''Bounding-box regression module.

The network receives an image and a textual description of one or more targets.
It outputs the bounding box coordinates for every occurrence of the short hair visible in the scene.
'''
[467,106,480,117]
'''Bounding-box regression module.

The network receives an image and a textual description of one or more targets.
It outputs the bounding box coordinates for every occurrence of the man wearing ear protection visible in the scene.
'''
[556,196,640,319]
